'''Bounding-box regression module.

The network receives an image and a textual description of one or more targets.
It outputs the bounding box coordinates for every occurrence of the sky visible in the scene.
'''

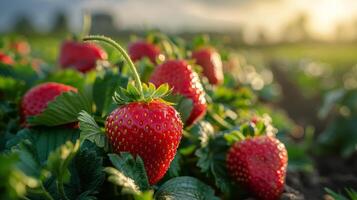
[0,0,356,41]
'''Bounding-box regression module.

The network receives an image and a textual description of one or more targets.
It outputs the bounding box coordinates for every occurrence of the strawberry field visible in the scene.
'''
[0,28,357,200]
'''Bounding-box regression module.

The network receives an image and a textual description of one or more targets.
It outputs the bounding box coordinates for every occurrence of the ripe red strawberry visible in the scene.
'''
[150,60,207,126]
[226,136,288,200]
[192,48,224,85]
[251,116,259,125]
[106,100,183,184]
[11,41,31,55]
[128,41,161,63]
[21,82,77,124]
[59,40,107,73]
[0,52,14,65]
[84,35,184,185]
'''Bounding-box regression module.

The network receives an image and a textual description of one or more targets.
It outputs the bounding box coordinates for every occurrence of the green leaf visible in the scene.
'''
[224,131,244,145]
[317,116,357,158]
[0,153,40,200]
[0,101,20,151]
[47,140,80,184]
[176,98,193,123]
[72,146,105,199]
[28,91,92,126]
[155,176,219,200]
[127,82,142,99]
[113,86,134,105]
[106,153,150,192]
[165,153,181,178]
[7,128,79,163]
[148,83,156,95]
[78,110,108,149]
[164,94,193,123]
[7,130,68,198]
[134,191,154,200]
[0,76,27,100]
[104,167,142,195]
[42,69,85,90]
[346,188,357,200]
[192,35,210,49]
[113,81,171,105]
[255,121,266,135]
[318,89,345,119]
[141,82,170,101]
[46,141,106,200]
[240,124,255,137]
[325,188,350,200]
[11,140,43,178]
[6,127,103,199]
[7,128,81,200]
[93,70,128,115]
[0,63,38,85]
[195,132,232,194]
[188,121,215,146]
[136,57,155,82]
[152,83,170,99]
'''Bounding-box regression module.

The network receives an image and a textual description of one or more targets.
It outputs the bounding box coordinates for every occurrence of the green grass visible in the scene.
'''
[14,33,357,71]
[237,42,357,96]
[24,34,128,64]
[28,35,62,63]
[244,42,357,70]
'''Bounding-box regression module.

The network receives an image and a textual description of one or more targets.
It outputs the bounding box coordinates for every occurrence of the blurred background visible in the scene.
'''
[0,0,356,198]
[2,0,357,41]
[1,0,355,135]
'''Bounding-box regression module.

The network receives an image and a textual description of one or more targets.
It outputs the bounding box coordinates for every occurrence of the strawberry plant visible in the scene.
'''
[0,27,355,200]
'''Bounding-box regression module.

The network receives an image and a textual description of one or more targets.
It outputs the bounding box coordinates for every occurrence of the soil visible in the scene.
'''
[268,61,357,199]
[281,155,357,199]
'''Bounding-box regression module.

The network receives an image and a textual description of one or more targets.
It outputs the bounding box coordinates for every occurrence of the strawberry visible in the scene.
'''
[0,51,14,65]
[84,35,183,185]
[226,136,288,200]
[11,40,31,55]
[21,82,77,124]
[128,41,161,63]
[251,116,259,125]
[106,100,182,184]
[150,60,207,126]
[59,40,107,73]
[192,48,224,85]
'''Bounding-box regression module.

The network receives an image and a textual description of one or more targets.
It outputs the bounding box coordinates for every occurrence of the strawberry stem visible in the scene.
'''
[83,35,143,96]
[57,179,70,200]
[39,182,55,200]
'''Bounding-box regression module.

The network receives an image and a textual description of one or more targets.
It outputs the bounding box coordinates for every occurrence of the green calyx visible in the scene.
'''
[224,119,273,145]
[113,82,171,105]
[83,35,171,105]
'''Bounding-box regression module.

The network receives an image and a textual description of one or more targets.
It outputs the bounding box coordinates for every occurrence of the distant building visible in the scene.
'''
[90,13,119,35]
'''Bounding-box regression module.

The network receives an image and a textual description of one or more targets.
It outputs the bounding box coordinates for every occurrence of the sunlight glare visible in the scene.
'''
[308,0,350,39]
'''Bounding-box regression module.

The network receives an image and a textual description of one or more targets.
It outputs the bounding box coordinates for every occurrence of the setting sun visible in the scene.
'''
[307,0,352,39]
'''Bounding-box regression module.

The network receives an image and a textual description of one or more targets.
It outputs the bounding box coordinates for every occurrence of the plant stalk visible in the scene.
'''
[207,110,233,130]
[40,182,55,200]
[83,35,143,97]
[57,179,70,200]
